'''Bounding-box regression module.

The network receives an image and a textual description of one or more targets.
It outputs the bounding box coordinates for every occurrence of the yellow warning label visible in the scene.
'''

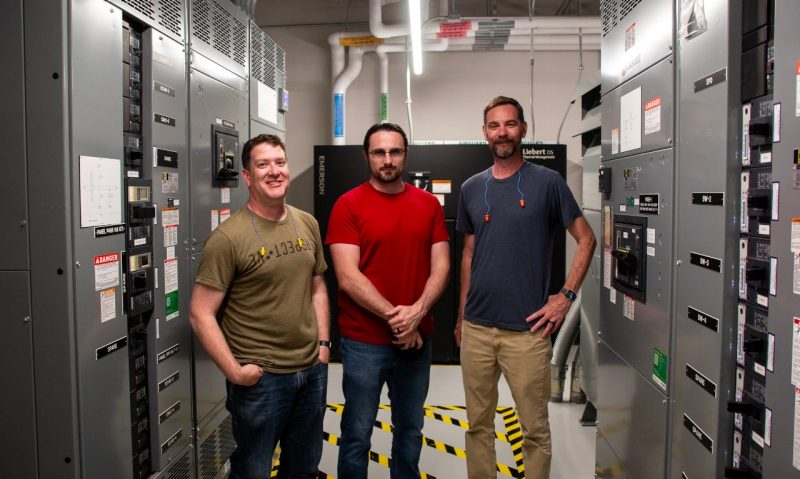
[339,35,385,47]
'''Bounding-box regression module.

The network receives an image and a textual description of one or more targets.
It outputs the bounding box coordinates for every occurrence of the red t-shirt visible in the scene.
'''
[325,182,450,344]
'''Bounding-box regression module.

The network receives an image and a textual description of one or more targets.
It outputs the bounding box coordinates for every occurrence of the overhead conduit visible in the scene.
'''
[329,0,600,143]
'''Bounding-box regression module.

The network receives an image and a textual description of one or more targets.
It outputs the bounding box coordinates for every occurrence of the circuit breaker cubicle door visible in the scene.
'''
[188,67,248,249]
[670,0,741,476]
[600,150,674,392]
[69,2,132,476]
[142,28,192,470]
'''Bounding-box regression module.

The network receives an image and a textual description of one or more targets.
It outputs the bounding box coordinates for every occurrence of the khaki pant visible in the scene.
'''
[461,320,552,479]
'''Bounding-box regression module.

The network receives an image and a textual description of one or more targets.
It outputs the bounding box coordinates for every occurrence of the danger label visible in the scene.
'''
[644,96,662,135]
[94,253,120,291]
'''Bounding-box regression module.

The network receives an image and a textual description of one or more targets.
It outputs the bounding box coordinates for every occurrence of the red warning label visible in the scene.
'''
[95,252,120,265]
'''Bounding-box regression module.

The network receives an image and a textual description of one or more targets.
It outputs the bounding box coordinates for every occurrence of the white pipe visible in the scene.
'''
[444,43,599,51]
[370,0,409,38]
[443,35,600,46]
[332,46,372,145]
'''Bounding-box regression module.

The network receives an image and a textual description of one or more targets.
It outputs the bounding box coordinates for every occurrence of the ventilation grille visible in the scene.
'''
[165,453,191,479]
[157,0,182,37]
[191,0,211,44]
[250,24,286,88]
[600,0,643,37]
[219,414,236,461]
[199,430,219,479]
[119,0,183,38]
[192,0,248,67]
[472,20,513,50]
[620,0,643,19]
[600,0,618,36]
[198,414,237,479]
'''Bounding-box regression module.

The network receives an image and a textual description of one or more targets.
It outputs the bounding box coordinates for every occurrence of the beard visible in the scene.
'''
[372,165,403,183]
[491,139,518,159]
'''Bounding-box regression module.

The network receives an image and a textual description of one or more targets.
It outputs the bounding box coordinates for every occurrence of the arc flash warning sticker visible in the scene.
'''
[100,288,116,322]
[94,252,120,291]
[644,96,662,135]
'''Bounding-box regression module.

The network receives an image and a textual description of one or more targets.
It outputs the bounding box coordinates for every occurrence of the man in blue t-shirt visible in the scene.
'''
[455,96,596,478]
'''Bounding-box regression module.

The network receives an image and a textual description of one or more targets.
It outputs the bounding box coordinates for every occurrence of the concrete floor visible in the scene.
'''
[317,360,596,479]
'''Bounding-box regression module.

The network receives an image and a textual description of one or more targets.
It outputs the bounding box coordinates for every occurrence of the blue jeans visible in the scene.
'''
[226,362,328,479]
[338,337,432,479]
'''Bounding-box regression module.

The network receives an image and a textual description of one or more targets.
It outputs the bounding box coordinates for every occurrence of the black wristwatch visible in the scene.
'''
[560,288,577,302]
[319,340,332,348]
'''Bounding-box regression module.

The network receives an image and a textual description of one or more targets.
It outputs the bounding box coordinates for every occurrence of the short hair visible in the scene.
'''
[241,134,287,170]
[483,96,526,124]
[362,122,409,155]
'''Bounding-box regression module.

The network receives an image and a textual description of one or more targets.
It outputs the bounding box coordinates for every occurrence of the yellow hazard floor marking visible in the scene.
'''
[325,403,524,478]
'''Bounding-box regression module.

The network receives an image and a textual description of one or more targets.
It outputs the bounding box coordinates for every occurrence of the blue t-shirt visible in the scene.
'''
[456,161,582,331]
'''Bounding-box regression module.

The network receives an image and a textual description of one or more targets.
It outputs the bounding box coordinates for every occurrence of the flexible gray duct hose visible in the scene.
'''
[550,290,582,369]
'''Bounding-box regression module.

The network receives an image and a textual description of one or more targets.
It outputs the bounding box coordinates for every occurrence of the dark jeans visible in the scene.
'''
[338,337,432,479]
[226,362,327,479]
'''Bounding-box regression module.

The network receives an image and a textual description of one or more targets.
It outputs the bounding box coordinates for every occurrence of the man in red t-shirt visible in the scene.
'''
[326,123,450,479]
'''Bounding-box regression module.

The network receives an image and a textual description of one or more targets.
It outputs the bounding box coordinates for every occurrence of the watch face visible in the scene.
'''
[562,289,576,301]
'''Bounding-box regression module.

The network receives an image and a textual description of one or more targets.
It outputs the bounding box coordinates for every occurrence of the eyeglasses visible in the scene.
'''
[368,148,406,159]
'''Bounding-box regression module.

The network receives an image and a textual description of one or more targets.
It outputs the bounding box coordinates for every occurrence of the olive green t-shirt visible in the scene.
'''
[195,205,327,373]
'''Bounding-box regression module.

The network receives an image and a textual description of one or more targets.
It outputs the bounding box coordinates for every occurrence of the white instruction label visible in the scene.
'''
[221,187,231,204]
[604,249,612,289]
[770,257,778,296]
[431,180,452,194]
[611,128,620,154]
[794,388,800,470]
[647,228,656,245]
[220,208,231,223]
[79,156,122,227]
[796,61,800,117]
[623,295,635,320]
[94,252,120,291]
[792,219,800,252]
[162,207,179,226]
[647,246,656,257]
[794,253,800,295]
[620,88,642,152]
[164,225,178,248]
[100,288,116,322]
[610,288,617,304]
[164,257,178,294]
[211,210,219,231]
[793,318,800,387]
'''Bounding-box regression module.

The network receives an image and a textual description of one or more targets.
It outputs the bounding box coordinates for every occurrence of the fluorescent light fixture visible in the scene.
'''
[409,0,423,74]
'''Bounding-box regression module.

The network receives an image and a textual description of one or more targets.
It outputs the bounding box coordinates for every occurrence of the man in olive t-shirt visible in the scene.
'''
[189,134,330,479]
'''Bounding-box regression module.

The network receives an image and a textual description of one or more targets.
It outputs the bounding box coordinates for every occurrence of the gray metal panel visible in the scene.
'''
[189,0,249,80]
[25,0,81,474]
[143,28,194,471]
[0,0,29,271]
[600,150,674,392]
[600,0,673,94]
[107,0,186,44]
[189,250,228,427]
[69,2,133,476]
[761,1,800,475]
[597,341,668,478]
[188,67,248,245]
[580,208,602,404]
[582,146,602,210]
[0,272,37,478]
[596,431,631,479]
[670,0,740,476]
[601,56,674,161]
